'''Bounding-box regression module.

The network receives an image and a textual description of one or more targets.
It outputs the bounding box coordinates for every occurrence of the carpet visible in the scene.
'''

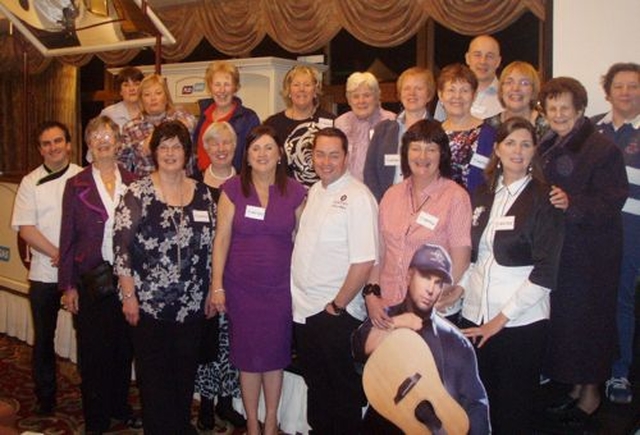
[0,333,241,434]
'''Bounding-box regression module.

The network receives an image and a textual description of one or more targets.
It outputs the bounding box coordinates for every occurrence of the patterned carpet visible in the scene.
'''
[0,333,240,434]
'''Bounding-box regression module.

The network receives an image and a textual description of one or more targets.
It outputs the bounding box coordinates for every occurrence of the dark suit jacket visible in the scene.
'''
[58,165,137,291]
[470,179,565,290]
[363,119,401,202]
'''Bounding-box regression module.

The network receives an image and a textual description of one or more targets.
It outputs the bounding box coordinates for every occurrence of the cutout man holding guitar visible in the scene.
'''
[352,244,490,434]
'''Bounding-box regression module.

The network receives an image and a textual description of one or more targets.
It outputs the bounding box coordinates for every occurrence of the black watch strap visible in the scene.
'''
[331,300,346,315]
[362,283,381,297]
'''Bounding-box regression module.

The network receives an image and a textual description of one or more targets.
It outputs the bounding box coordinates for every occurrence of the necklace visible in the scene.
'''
[157,174,185,271]
[168,183,184,271]
[208,165,235,181]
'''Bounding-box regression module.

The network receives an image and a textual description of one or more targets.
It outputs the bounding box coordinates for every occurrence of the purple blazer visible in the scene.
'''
[58,165,137,292]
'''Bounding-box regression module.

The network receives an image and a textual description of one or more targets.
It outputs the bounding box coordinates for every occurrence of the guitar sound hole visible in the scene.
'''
[415,400,442,431]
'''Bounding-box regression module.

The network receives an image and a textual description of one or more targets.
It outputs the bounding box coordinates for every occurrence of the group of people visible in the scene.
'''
[10,32,638,435]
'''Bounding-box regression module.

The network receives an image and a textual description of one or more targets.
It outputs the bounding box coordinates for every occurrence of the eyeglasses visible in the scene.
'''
[157,143,184,153]
[503,78,533,88]
[89,132,115,144]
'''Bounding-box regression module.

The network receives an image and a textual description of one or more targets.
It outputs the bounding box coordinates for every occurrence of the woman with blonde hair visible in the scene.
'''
[264,65,335,187]
[119,74,196,177]
[193,60,260,173]
[486,61,548,140]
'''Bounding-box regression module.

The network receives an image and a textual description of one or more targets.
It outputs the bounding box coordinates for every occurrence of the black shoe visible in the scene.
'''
[546,394,578,415]
[216,397,246,428]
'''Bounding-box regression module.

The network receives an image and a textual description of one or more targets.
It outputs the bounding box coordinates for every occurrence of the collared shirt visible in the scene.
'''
[378,177,471,305]
[291,171,378,322]
[595,111,640,217]
[335,107,396,181]
[91,165,126,264]
[461,176,551,327]
[11,163,82,282]
[434,77,502,121]
[119,109,196,177]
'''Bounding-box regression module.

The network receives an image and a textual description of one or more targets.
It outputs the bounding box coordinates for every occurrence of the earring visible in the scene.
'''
[527,164,533,174]
[497,161,502,170]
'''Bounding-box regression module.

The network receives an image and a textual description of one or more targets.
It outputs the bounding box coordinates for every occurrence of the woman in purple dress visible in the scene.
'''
[208,125,306,435]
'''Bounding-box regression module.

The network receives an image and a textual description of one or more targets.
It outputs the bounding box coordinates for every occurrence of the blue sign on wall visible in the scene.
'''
[0,246,10,262]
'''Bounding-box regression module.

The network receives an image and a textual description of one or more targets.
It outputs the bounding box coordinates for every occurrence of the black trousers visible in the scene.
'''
[460,317,548,435]
[28,280,60,407]
[131,314,203,435]
[76,290,133,431]
[295,310,366,435]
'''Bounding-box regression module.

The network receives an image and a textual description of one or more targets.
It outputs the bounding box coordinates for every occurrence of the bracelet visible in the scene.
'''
[213,288,225,294]
[331,300,346,315]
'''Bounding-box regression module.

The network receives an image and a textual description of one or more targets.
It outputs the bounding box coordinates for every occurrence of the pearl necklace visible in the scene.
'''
[208,165,235,181]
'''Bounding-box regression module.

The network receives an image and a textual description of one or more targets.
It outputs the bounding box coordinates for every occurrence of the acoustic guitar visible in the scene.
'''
[362,328,470,434]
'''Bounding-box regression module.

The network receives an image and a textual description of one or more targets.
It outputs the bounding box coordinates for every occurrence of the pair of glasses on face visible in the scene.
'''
[503,78,533,88]
[157,143,184,153]
[89,132,115,144]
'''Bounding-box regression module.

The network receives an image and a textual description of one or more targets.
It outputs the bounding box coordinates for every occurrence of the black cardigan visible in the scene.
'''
[470,179,565,290]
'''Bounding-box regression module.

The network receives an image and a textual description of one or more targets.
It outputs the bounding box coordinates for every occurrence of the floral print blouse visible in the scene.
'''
[113,177,215,323]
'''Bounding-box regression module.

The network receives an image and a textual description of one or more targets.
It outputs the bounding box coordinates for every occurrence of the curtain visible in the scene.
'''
[0,0,546,71]
[0,61,78,174]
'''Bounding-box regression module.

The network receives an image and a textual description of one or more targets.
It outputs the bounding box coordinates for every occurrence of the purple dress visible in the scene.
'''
[222,176,306,372]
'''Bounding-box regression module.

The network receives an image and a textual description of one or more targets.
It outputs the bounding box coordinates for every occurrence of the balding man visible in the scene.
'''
[435,35,503,121]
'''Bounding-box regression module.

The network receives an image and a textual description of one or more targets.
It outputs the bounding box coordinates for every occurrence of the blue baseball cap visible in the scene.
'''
[409,244,453,284]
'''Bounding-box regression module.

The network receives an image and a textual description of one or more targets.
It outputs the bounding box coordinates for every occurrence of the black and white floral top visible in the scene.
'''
[113,177,215,323]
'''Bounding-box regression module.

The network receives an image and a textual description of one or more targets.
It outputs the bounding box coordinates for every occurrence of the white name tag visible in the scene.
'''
[416,211,439,230]
[384,154,400,166]
[470,152,490,170]
[245,205,266,220]
[627,166,640,186]
[623,197,640,216]
[317,117,334,129]
[192,210,210,222]
[494,215,515,231]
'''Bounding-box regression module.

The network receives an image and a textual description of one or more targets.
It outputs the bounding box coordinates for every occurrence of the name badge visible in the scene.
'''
[192,210,210,222]
[494,215,515,231]
[470,152,490,170]
[384,154,400,166]
[627,166,640,186]
[317,117,334,129]
[416,211,439,230]
[245,205,266,220]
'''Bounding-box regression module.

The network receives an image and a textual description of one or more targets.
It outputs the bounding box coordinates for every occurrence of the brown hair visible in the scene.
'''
[539,77,588,115]
[400,120,451,179]
[437,63,478,93]
[280,65,323,109]
[600,62,640,97]
[240,125,289,197]
[484,117,544,191]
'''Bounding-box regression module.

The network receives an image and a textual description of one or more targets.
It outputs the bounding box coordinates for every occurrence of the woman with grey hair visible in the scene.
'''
[335,71,396,181]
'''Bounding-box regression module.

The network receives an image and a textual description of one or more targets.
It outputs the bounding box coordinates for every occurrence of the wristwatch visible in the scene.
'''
[330,300,346,315]
[362,283,381,298]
